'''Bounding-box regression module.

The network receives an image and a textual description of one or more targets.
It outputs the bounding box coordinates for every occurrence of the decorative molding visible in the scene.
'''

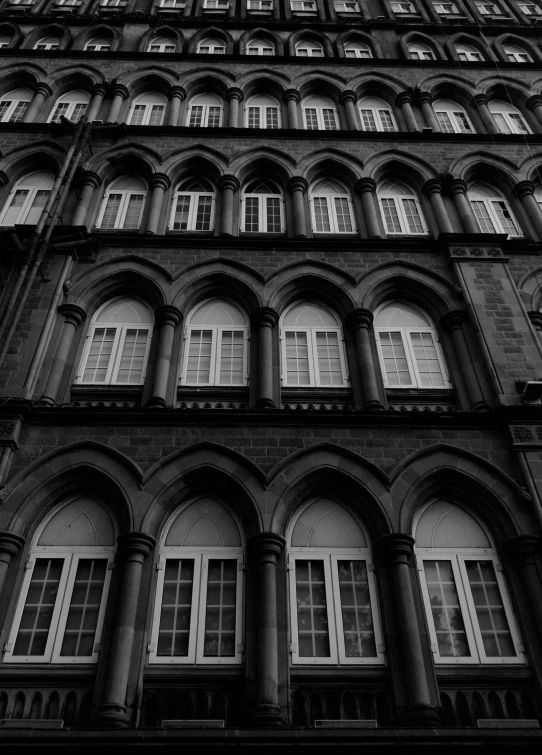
[449,246,507,260]
[509,424,542,446]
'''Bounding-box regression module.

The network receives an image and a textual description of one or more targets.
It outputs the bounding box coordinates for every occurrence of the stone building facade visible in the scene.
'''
[0,0,542,750]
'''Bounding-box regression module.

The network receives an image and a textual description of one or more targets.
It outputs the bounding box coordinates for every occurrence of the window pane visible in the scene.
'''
[360,109,377,131]
[14,558,64,656]
[493,112,511,134]
[379,331,412,386]
[402,198,424,234]
[266,197,281,232]
[100,193,122,229]
[219,330,244,384]
[204,559,237,657]
[266,107,279,129]
[245,196,260,232]
[207,107,221,127]
[285,331,310,385]
[157,559,194,656]
[116,328,148,383]
[25,190,50,225]
[295,560,330,657]
[381,198,402,234]
[471,200,496,233]
[337,560,376,657]
[423,560,470,657]
[82,327,116,383]
[2,189,28,225]
[315,331,343,385]
[0,101,11,120]
[509,113,529,134]
[313,197,331,232]
[304,108,319,129]
[189,106,203,127]
[195,195,213,230]
[248,106,260,128]
[186,330,212,383]
[322,109,337,130]
[436,112,454,133]
[454,112,472,133]
[130,104,146,126]
[410,331,445,387]
[148,105,165,126]
[51,103,69,123]
[492,200,519,236]
[334,197,353,233]
[70,103,87,123]
[378,109,395,132]
[122,194,144,229]
[172,195,191,230]
[60,559,107,656]
[465,561,515,657]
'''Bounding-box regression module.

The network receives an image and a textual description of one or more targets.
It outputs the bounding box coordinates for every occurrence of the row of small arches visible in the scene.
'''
[0,690,92,725]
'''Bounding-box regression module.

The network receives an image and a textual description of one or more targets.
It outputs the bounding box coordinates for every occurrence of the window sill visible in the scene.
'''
[177,386,249,410]
[281,387,353,411]
[385,388,456,412]
[69,384,143,408]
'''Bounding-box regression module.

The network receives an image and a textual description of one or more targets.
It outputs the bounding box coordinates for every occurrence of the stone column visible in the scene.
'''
[503,536,542,660]
[227,88,244,128]
[355,178,381,238]
[395,92,419,132]
[339,91,358,131]
[107,84,129,123]
[86,82,108,123]
[449,178,480,234]
[167,85,186,127]
[441,310,490,410]
[346,309,384,410]
[423,179,454,234]
[377,534,439,727]
[251,533,285,726]
[528,311,542,341]
[40,304,87,406]
[514,180,542,238]
[23,83,52,123]
[286,177,308,238]
[72,171,102,226]
[218,175,240,236]
[418,92,441,132]
[0,532,25,602]
[147,306,182,409]
[98,533,155,728]
[470,93,499,135]
[283,90,300,129]
[252,307,279,409]
[526,95,542,130]
[145,174,171,234]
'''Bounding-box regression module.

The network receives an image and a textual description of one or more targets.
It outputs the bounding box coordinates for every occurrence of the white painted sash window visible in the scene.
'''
[377,180,429,236]
[0,171,53,226]
[468,182,521,236]
[187,93,223,126]
[433,98,474,133]
[48,90,90,123]
[309,179,356,233]
[95,176,147,230]
[169,178,215,231]
[241,179,284,232]
[0,88,32,122]
[358,96,396,132]
[128,92,166,126]
[489,100,531,134]
[302,96,338,130]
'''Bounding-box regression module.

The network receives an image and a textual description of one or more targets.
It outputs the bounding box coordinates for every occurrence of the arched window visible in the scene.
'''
[0,171,53,226]
[475,0,502,14]
[77,298,153,385]
[169,178,215,231]
[295,39,324,57]
[358,97,396,132]
[246,37,275,55]
[34,37,60,51]
[149,498,244,665]
[415,501,525,664]
[280,301,348,386]
[309,179,356,234]
[433,98,474,133]
[503,44,532,62]
[0,35,12,49]
[48,90,90,123]
[344,41,372,58]
[4,498,116,664]
[0,88,32,122]
[181,300,249,386]
[197,38,226,54]
[95,176,147,230]
[377,180,429,236]
[518,2,542,14]
[302,96,338,130]
[241,179,284,233]
[489,100,531,134]
[245,94,281,129]
[84,38,111,51]
[456,44,484,61]
[335,1,361,12]
[408,43,435,60]
[374,302,450,388]
[148,37,176,53]
[128,92,166,126]
[287,499,384,665]
[187,93,223,127]
[467,182,521,236]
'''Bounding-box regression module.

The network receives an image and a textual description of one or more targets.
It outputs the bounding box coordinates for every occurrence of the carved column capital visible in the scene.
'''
[526,95,542,112]
[440,309,469,332]
[448,178,469,196]
[339,90,357,106]
[395,91,413,107]
[422,178,444,197]
[58,303,87,327]
[111,83,130,101]
[155,304,182,328]
[250,532,286,559]
[502,534,541,563]
[283,89,301,104]
[251,306,279,329]
[150,173,171,192]
[513,180,535,200]
[470,93,489,109]
[376,533,415,563]
[286,176,308,194]
[169,85,187,101]
[218,174,240,193]
[227,87,244,103]
[91,82,109,98]
[346,308,374,332]
[417,91,433,106]
[355,177,377,195]
[117,532,156,559]
[0,531,25,561]
[77,170,102,191]
[34,82,53,99]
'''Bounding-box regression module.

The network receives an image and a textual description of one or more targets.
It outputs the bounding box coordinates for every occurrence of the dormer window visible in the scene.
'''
[456,44,484,61]
[148,37,176,53]
[408,43,436,60]
[344,41,372,58]
[291,0,317,11]
[391,2,417,13]
[34,37,60,51]
[85,38,111,51]
[197,38,226,54]
[247,38,275,55]
[503,45,533,62]
[334,1,360,12]
[202,0,229,9]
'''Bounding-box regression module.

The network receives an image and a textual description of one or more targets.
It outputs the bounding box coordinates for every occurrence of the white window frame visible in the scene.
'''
[4,547,114,664]
[490,106,532,134]
[246,40,275,55]
[95,188,147,230]
[334,1,360,12]
[358,104,397,132]
[127,96,166,126]
[248,0,273,9]
[417,549,525,665]
[434,105,474,133]
[202,0,230,8]
[168,189,215,231]
[309,190,356,234]
[76,318,152,385]
[180,314,249,387]
[197,40,226,54]
[504,46,532,63]
[0,93,31,123]
[468,193,521,237]
[245,100,281,128]
[302,103,338,130]
[409,45,436,60]
[84,39,112,51]
[241,191,285,232]
[518,2,542,13]
[344,43,372,58]
[159,0,186,6]
[295,41,324,57]
[148,549,244,665]
[291,0,317,10]
[0,183,52,226]
[34,39,60,51]
[475,1,502,12]
[148,40,176,53]
[100,0,128,5]
[47,94,89,124]
[280,317,348,388]
[433,2,459,13]
[456,46,484,61]
[187,100,223,127]
[288,550,385,666]
[377,189,429,236]
[391,1,417,12]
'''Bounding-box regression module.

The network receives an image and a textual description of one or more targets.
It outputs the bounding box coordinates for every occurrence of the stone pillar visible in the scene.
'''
[440,310,490,410]
[449,179,480,234]
[283,89,300,129]
[98,533,155,728]
[147,306,182,409]
[423,179,454,234]
[167,85,186,127]
[528,311,542,341]
[339,91,358,131]
[107,84,129,123]
[377,534,439,727]
[252,307,279,409]
[251,533,285,726]
[514,180,542,238]
[72,171,102,226]
[470,93,499,135]
[218,175,240,236]
[145,174,171,234]
[418,92,441,132]
[227,87,244,128]
[395,92,419,132]
[346,309,384,410]
[40,304,87,406]
[355,178,381,238]
[526,95,542,130]
[503,536,542,661]
[86,82,108,123]
[286,177,308,238]
[0,532,25,602]
[23,83,52,123]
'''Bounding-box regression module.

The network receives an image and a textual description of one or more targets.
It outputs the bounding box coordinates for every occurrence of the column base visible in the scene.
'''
[363,400,385,411]
[252,704,284,728]
[96,703,130,729]
[255,398,276,410]
[37,395,55,407]
[146,396,167,409]
[402,703,440,728]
